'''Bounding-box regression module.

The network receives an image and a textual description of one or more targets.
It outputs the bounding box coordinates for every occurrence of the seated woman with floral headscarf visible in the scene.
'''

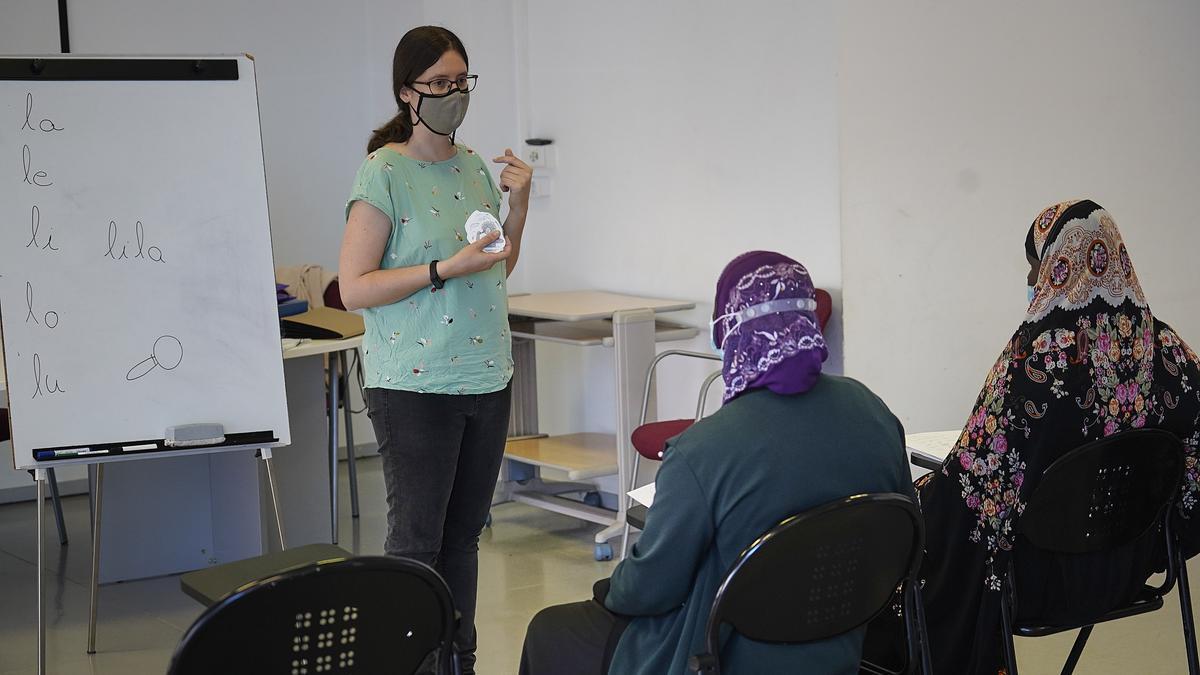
[518,251,915,675]
[866,199,1200,674]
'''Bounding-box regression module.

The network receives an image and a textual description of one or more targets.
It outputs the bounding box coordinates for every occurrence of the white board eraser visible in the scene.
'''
[165,423,226,447]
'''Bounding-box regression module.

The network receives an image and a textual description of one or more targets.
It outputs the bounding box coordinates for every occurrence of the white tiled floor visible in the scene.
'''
[0,456,1197,674]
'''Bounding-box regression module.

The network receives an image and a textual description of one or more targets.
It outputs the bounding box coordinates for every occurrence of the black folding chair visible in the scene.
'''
[997,428,1199,675]
[168,555,462,675]
[689,493,932,674]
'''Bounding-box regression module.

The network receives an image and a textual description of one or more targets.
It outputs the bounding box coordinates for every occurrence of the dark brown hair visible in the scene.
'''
[367,26,469,153]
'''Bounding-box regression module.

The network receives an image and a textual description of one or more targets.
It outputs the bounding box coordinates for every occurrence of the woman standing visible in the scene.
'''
[338,26,532,672]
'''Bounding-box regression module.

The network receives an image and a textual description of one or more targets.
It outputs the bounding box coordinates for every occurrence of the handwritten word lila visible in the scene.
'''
[105,220,165,263]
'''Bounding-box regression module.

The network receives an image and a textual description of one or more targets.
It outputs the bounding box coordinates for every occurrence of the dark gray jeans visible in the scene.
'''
[366,383,512,674]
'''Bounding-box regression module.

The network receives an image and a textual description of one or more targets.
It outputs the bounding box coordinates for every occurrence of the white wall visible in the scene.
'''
[1,0,60,52]
[839,0,1200,433]
[515,0,841,432]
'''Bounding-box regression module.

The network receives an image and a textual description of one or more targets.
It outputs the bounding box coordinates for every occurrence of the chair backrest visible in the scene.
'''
[168,555,456,675]
[814,288,833,332]
[1018,429,1184,554]
[706,493,923,647]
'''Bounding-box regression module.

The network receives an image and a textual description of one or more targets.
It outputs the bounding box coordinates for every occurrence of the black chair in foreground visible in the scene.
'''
[689,493,931,674]
[997,428,1198,675]
[168,555,462,675]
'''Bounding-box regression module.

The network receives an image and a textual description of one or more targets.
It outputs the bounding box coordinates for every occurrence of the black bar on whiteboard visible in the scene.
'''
[0,58,239,81]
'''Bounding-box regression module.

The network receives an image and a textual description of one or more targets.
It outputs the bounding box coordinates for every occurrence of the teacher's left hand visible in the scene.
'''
[493,148,533,212]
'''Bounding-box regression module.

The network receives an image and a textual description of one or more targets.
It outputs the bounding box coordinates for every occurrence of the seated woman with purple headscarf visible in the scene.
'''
[518,251,915,675]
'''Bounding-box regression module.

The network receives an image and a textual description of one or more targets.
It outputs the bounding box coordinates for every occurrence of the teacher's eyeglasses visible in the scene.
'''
[411,75,478,96]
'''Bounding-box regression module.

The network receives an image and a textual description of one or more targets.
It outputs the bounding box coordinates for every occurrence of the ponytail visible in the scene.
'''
[367,109,413,154]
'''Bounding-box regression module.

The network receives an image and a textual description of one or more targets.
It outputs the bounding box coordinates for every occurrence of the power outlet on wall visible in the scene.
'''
[523,144,555,170]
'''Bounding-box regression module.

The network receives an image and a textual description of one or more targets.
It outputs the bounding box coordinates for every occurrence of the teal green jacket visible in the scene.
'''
[605,375,916,674]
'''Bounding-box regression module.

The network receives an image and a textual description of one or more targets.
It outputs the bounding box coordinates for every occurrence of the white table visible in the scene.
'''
[281,335,363,545]
[905,430,960,477]
[502,291,699,560]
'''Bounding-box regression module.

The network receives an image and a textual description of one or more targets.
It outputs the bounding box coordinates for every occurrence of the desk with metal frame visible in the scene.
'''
[501,291,698,560]
[282,335,364,544]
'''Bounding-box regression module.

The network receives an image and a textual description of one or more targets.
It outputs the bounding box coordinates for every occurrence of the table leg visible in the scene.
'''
[47,468,67,545]
[340,350,359,519]
[328,354,340,544]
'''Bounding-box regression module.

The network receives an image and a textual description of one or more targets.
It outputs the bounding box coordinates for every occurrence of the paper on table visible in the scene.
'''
[628,482,656,508]
[905,430,961,466]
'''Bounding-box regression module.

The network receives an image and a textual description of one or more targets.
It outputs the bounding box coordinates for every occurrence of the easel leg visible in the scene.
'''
[327,354,340,544]
[260,448,287,550]
[35,468,47,675]
[87,463,104,654]
[340,350,359,519]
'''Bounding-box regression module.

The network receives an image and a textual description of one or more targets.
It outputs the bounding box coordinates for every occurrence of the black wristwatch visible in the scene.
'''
[429,260,446,289]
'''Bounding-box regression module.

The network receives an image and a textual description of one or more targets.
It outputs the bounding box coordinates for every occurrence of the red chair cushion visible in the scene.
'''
[631,419,695,461]
[815,288,832,332]
[324,278,347,311]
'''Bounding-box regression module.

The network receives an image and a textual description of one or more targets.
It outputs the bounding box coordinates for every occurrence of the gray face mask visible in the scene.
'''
[411,89,469,136]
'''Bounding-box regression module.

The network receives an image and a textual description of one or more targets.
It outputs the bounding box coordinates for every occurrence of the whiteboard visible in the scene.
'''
[0,55,289,470]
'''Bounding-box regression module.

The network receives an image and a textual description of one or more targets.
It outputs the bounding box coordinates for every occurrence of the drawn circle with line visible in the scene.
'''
[154,336,183,370]
[127,335,184,381]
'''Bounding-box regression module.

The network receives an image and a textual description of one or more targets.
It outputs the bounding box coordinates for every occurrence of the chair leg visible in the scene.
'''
[999,581,1019,675]
[1176,537,1200,675]
[1060,626,1092,675]
[910,583,933,675]
[619,454,642,560]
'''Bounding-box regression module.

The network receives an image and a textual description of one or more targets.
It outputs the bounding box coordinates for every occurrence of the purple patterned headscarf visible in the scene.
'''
[712,251,828,402]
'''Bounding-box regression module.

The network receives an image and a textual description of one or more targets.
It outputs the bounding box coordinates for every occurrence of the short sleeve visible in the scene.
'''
[346,156,395,226]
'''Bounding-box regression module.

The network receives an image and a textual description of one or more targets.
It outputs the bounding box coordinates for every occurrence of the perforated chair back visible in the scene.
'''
[1018,429,1183,554]
[168,556,458,675]
[707,493,922,646]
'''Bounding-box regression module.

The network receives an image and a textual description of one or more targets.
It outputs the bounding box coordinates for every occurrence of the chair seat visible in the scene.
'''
[632,419,694,461]
[1014,586,1165,637]
[180,544,353,607]
[626,505,648,531]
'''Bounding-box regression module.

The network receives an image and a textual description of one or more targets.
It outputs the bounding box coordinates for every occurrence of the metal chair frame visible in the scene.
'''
[620,349,722,559]
[996,429,1199,675]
